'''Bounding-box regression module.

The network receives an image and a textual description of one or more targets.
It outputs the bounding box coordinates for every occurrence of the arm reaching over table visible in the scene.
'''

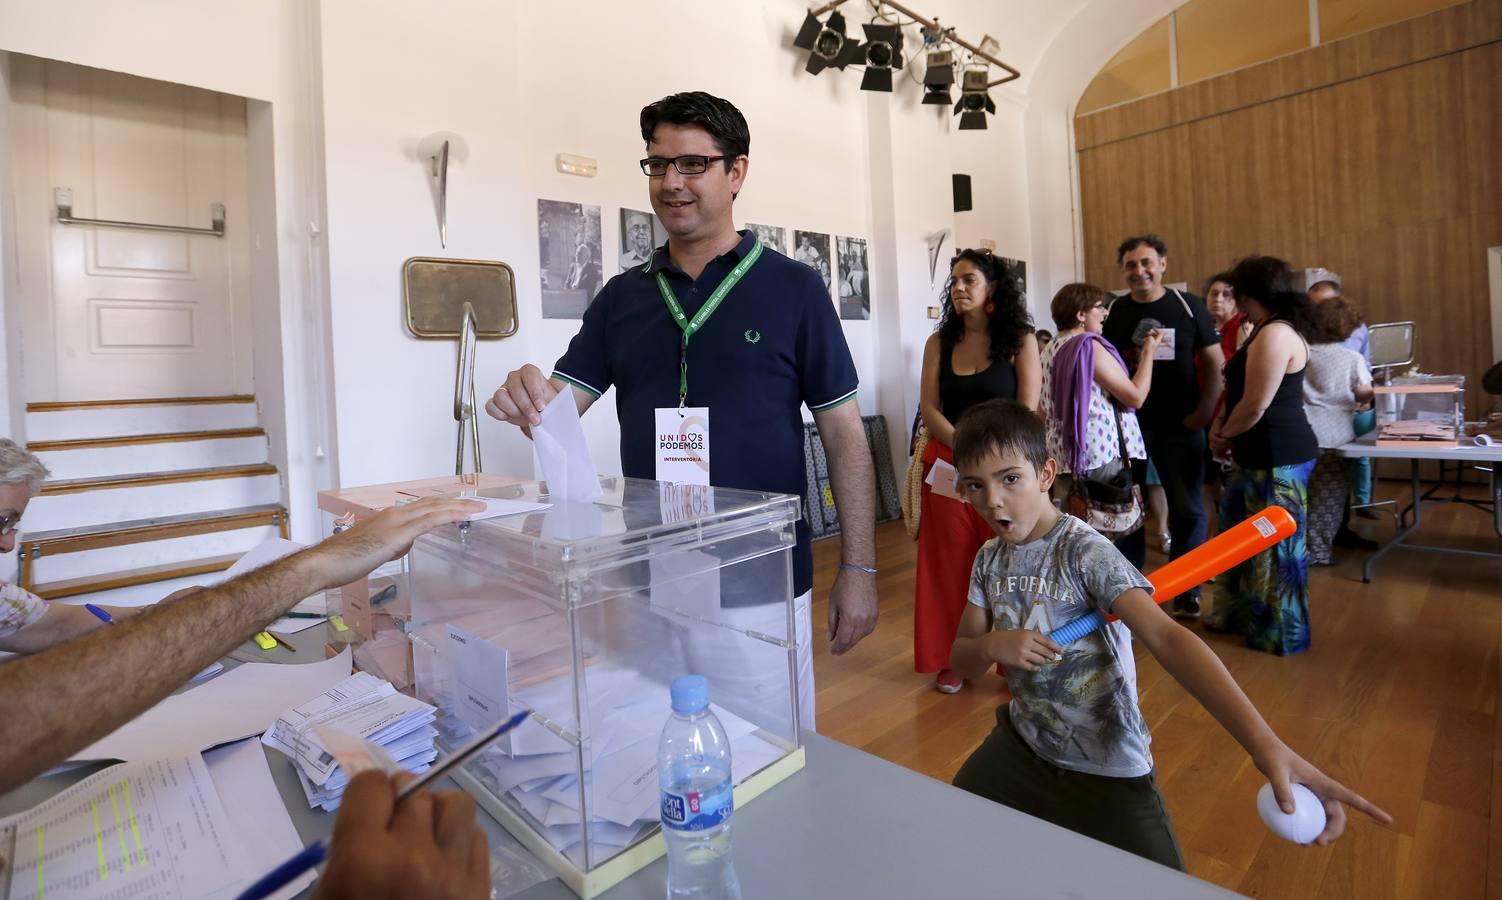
[0,497,482,795]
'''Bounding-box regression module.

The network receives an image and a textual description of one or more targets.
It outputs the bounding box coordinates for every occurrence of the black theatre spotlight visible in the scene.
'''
[922,84,952,105]
[858,22,905,92]
[923,49,954,87]
[794,10,864,75]
[953,66,995,130]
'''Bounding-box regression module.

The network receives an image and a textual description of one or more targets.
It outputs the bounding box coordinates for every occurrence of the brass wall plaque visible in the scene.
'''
[402,256,518,339]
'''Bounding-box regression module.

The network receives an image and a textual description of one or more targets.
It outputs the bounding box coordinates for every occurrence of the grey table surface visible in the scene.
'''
[4,625,1237,899]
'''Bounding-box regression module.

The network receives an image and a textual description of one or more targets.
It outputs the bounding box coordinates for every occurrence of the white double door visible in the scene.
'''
[11,56,253,401]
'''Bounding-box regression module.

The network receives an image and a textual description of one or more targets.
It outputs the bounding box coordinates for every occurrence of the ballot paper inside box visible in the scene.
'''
[405,476,807,899]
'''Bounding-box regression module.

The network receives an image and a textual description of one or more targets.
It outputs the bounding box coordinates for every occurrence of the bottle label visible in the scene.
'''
[660,781,732,832]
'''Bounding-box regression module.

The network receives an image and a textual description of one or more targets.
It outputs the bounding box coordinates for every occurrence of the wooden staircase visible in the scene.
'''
[18,396,287,605]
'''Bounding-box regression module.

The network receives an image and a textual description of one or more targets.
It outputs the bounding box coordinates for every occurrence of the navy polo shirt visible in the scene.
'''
[553,229,859,596]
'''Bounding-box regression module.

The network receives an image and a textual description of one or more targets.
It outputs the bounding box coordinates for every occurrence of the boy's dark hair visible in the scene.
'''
[639,92,750,172]
[1116,233,1168,265]
[953,399,1050,474]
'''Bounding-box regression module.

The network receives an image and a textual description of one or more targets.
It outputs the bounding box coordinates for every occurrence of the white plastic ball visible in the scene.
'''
[1257,783,1327,844]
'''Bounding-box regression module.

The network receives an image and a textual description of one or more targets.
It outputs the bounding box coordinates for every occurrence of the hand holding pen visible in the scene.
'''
[237,709,529,900]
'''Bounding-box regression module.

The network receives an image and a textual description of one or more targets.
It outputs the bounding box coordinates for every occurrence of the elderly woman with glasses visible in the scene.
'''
[0,439,141,651]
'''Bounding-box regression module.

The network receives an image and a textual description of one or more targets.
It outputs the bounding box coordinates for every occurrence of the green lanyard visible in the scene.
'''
[655,238,763,408]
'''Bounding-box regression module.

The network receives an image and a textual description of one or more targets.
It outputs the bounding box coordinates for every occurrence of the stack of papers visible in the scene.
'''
[262,672,439,811]
[458,666,788,867]
[0,743,315,900]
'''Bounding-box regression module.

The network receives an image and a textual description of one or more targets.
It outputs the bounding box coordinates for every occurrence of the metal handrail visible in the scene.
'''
[54,187,225,237]
[454,301,481,475]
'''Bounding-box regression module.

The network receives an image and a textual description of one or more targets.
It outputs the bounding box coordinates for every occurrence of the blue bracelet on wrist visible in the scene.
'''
[840,563,877,575]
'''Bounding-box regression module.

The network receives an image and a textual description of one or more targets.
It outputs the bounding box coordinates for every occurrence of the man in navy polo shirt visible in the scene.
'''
[485,92,877,730]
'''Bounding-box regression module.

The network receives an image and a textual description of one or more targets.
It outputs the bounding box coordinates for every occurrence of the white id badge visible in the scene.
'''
[655,407,711,485]
[1153,328,1176,361]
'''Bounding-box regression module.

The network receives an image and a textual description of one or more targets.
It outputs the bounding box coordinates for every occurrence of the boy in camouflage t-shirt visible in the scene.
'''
[946,400,1389,868]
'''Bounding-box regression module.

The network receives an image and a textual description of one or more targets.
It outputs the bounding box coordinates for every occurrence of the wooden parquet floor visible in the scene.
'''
[810,483,1502,898]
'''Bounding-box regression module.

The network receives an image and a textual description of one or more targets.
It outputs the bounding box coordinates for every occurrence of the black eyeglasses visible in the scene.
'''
[639,155,730,177]
[0,514,19,537]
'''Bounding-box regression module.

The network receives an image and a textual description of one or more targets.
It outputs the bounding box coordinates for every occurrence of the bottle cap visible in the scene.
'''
[670,675,709,714]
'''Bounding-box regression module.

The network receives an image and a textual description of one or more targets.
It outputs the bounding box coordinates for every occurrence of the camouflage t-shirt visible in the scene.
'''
[967,514,1155,777]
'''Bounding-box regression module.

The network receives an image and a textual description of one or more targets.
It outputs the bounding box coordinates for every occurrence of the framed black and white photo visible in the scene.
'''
[538,199,603,319]
[746,223,788,255]
[999,255,1027,304]
[836,236,870,320]
[793,230,833,299]
[619,207,668,272]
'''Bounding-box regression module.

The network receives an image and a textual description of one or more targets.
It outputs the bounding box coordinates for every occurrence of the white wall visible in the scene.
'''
[316,0,984,487]
[0,0,337,541]
[1024,0,1181,321]
[0,52,21,442]
[1,0,1106,519]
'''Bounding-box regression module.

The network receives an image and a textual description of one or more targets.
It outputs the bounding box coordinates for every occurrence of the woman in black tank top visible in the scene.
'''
[1207,257,1318,656]
[914,250,1040,693]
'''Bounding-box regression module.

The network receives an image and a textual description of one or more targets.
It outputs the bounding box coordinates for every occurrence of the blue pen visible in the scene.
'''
[235,708,533,900]
[84,603,114,625]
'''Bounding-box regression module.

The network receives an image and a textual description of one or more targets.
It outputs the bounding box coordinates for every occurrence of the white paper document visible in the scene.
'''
[532,389,603,502]
[262,672,436,787]
[447,625,511,734]
[461,664,787,861]
[464,497,552,521]
[202,740,316,900]
[215,538,305,582]
[71,648,353,762]
[0,755,248,900]
[924,457,964,501]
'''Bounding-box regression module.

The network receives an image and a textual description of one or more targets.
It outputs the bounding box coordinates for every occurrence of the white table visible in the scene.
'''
[0,624,1235,899]
[1335,435,1502,582]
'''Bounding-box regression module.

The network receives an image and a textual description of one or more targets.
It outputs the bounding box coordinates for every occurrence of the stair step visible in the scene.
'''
[22,471,282,532]
[27,428,266,452]
[31,553,243,601]
[40,464,278,496]
[26,401,258,442]
[30,433,269,481]
[19,504,287,557]
[24,521,283,586]
[26,395,255,412]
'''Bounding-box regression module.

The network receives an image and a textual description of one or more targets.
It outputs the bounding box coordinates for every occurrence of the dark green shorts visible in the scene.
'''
[952,707,1185,871]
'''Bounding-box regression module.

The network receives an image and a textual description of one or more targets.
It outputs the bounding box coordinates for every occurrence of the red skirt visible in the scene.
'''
[913,439,996,673]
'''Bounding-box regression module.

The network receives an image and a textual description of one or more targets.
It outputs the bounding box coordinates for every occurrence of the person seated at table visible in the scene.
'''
[0,496,490,899]
[0,439,143,652]
[1302,297,1374,567]
[946,400,1389,869]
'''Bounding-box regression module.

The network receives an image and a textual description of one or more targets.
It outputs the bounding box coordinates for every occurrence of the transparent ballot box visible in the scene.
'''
[1375,374,1465,447]
[405,477,806,898]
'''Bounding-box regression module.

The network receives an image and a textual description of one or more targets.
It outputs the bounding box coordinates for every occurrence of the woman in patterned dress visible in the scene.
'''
[1208,257,1320,655]
[1039,283,1161,567]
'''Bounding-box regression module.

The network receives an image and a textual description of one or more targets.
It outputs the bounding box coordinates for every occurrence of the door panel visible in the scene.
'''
[14,59,253,401]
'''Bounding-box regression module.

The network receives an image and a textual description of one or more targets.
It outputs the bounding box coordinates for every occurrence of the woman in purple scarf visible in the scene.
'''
[1038,283,1162,567]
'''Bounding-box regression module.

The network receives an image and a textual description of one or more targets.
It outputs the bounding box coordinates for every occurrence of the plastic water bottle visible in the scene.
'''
[658,675,741,900]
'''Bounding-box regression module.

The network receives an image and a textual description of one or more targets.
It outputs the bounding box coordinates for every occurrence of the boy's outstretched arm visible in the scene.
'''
[950,603,1063,679]
[1114,588,1392,845]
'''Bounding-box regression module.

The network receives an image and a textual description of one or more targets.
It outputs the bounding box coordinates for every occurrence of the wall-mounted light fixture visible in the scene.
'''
[416,132,469,248]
